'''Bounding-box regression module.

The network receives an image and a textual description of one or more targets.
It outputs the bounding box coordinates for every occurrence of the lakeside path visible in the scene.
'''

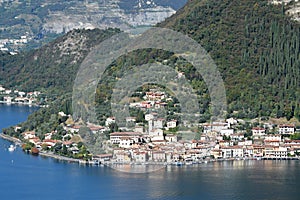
[0,133,80,163]
[39,152,80,163]
[0,133,22,143]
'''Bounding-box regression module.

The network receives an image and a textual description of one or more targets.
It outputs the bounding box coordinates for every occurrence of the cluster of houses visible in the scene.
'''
[19,121,107,155]
[15,108,300,164]
[0,85,42,106]
[12,87,300,165]
[129,90,175,110]
[0,34,29,54]
[107,117,299,164]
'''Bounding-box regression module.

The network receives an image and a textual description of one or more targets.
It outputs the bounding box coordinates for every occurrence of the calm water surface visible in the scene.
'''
[0,104,299,200]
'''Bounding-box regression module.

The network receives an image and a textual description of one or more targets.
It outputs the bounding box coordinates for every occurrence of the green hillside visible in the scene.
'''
[1,0,300,135]
[159,0,300,120]
[0,28,120,94]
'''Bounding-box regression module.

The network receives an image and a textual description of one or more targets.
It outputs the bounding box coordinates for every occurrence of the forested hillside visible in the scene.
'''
[1,0,300,133]
[0,28,120,94]
[159,0,300,120]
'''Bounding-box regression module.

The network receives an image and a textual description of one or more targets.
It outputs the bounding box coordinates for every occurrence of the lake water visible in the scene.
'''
[1,104,300,200]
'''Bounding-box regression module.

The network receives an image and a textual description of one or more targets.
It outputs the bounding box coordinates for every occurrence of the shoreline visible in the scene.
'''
[0,133,22,143]
[1,133,299,166]
[39,152,81,163]
[0,133,81,163]
[0,101,46,107]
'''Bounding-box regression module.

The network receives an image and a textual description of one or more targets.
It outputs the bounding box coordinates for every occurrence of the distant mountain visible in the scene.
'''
[118,0,188,11]
[0,0,187,51]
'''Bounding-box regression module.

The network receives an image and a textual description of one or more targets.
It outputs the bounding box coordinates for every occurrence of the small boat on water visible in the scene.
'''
[88,159,100,166]
[8,145,16,152]
[185,158,193,165]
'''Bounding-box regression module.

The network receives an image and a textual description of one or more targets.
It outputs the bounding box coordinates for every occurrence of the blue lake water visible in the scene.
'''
[1,104,300,200]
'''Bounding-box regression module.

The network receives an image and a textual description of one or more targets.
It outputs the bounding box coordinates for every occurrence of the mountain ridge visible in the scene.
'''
[0,0,187,52]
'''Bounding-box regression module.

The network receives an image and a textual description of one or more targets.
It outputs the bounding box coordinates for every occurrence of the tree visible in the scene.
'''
[109,123,119,133]
[294,103,300,121]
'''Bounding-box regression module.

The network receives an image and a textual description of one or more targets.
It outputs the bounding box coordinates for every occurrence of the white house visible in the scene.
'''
[3,96,12,103]
[64,125,81,133]
[264,146,288,158]
[226,118,238,126]
[4,89,11,94]
[194,146,211,157]
[119,137,135,148]
[264,140,280,146]
[244,146,254,157]
[221,146,244,158]
[264,134,281,142]
[149,128,164,141]
[88,125,105,134]
[42,139,58,147]
[110,132,142,144]
[69,146,79,154]
[145,91,165,101]
[28,137,41,146]
[252,127,266,137]
[244,140,253,146]
[152,151,166,162]
[279,124,295,135]
[220,129,234,137]
[115,152,131,163]
[18,91,26,97]
[133,151,148,163]
[145,113,155,121]
[231,134,245,141]
[22,131,36,140]
[0,85,5,92]
[165,134,178,142]
[167,120,177,129]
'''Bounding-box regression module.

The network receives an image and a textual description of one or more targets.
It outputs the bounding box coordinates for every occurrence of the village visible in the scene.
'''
[15,111,300,166]
[0,34,30,54]
[0,85,46,106]
[8,88,300,166]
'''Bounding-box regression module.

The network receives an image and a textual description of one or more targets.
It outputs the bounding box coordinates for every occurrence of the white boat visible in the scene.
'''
[88,159,100,166]
[8,145,16,152]
[185,158,193,165]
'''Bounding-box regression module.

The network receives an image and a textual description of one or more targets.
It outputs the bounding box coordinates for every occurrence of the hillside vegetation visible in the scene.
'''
[159,0,300,120]
[0,28,120,94]
[1,0,300,135]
